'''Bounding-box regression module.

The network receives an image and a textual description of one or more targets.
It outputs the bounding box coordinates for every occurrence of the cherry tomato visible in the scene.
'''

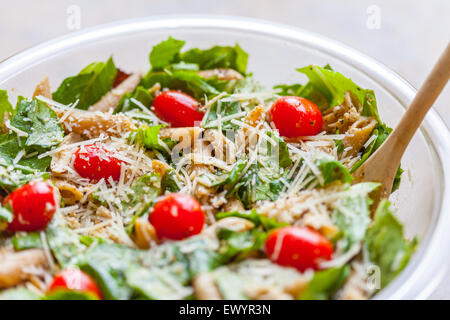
[73,144,123,182]
[265,226,333,272]
[48,268,103,300]
[149,193,204,240]
[153,90,204,127]
[269,96,323,138]
[113,69,130,87]
[6,180,58,232]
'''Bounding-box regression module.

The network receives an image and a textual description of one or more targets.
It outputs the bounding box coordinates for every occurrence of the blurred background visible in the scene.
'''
[0,0,449,299]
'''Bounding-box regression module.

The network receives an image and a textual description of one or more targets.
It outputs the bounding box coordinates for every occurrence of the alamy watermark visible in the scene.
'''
[66,5,81,30]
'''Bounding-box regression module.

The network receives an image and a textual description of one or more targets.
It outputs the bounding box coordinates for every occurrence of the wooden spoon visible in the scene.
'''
[352,43,450,204]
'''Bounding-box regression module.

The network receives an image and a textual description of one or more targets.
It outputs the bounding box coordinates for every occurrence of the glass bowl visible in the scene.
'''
[0,15,449,300]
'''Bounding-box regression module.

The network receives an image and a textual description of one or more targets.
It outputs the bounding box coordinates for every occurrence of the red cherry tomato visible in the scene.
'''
[153,90,204,127]
[149,193,204,240]
[48,268,103,300]
[73,144,123,182]
[265,226,333,272]
[269,96,323,138]
[5,180,57,232]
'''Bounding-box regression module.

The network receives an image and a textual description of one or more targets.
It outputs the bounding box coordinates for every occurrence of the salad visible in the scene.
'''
[0,37,416,300]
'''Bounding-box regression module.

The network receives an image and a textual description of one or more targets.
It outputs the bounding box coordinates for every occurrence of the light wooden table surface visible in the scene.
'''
[1,0,449,299]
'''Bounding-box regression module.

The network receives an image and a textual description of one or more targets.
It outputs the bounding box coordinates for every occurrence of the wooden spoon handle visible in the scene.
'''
[386,42,450,157]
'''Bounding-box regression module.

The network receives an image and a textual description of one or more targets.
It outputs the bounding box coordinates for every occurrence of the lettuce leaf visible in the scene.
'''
[12,232,42,250]
[0,288,41,300]
[316,158,353,185]
[297,65,367,110]
[298,265,350,300]
[130,124,177,158]
[141,69,220,101]
[114,86,154,115]
[365,200,417,288]
[0,98,63,190]
[11,98,64,150]
[0,205,13,224]
[149,37,186,70]
[216,209,288,231]
[0,90,13,123]
[181,44,248,74]
[332,182,380,251]
[217,228,267,264]
[53,57,117,109]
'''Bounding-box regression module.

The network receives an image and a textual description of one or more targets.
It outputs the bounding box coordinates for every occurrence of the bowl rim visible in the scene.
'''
[0,14,449,300]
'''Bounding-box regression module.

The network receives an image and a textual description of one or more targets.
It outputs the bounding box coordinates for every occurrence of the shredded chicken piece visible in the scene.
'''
[198,68,243,81]
[89,72,142,113]
[0,249,48,288]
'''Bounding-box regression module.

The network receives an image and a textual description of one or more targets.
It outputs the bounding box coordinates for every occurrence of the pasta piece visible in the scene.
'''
[32,77,52,99]
[244,285,293,300]
[54,108,136,138]
[132,218,158,249]
[198,68,243,81]
[244,105,266,128]
[160,127,202,148]
[322,92,361,133]
[0,249,48,288]
[89,72,142,113]
[151,160,170,177]
[342,117,377,157]
[50,133,82,176]
[53,179,83,205]
[193,273,222,300]
[221,199,245,212]
[203,129,236,164]
[204,217,255,237]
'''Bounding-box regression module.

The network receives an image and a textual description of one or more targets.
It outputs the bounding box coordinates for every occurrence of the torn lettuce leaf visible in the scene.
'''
[53,57,117,110]
[130,124,177,159]
[161,169,182,193]
[296,65,367,110]
[298,265,351,300]
[203,98,242,131]
[180,43,248,75]
[216,209,288,231]
[12,232,42,250]
[141,69,220,101]
[0,205,13,224]
[141,37,249,101]
[0,288,41,300]
[11,98,64,150]
[0,90,13,125]
[0,97,63,191]
[316,158,353,185]
[114,86,154,115]
[332,182,380,251]
[217,228,267,264]
[149,37,186,70]
[365,200,417,289]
